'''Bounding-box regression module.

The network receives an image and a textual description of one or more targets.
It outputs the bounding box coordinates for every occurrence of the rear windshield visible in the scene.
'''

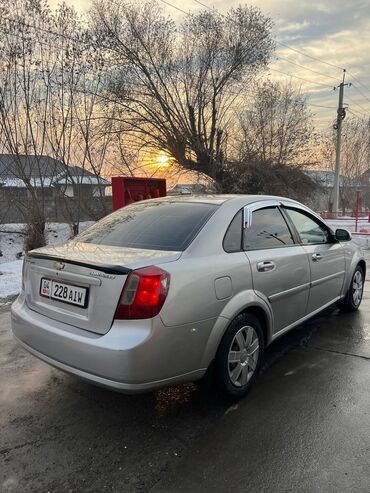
[75,201,218,251]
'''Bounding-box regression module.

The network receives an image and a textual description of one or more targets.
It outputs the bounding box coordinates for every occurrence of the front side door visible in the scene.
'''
[283,207,345,314]
[244,206,311,335]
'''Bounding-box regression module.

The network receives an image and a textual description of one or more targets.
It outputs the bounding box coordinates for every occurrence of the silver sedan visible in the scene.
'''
[11,195,366,399]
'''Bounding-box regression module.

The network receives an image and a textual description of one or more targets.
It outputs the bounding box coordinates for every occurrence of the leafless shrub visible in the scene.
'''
[23,207,46,252]
[222,160,317,203]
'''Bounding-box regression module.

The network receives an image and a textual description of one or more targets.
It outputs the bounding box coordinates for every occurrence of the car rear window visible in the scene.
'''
[75,201,218,251]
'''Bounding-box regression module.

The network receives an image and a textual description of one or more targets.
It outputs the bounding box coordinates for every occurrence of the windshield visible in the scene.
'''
[74,200,218,251]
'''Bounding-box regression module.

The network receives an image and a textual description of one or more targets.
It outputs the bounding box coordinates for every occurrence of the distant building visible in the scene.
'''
[358,168,370,210]
[0,154,111,223]
[305,170,345,189]
[305,170,348,211]
[0,154,110,200]
[305,169,369,212]
[359,168,370,185]
[168,183,217,195]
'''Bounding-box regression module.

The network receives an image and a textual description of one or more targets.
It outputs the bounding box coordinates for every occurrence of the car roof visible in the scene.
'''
[156,194,301,207]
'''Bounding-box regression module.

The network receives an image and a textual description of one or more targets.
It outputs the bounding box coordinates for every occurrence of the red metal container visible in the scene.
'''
[111,176,167,211]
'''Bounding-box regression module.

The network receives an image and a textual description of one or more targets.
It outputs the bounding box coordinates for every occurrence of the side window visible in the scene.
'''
[223,210,242,253]
[285,209,330,244]
[243,207,294,250]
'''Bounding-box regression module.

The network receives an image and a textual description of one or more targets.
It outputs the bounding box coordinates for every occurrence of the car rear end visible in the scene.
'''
[11,199,218,391]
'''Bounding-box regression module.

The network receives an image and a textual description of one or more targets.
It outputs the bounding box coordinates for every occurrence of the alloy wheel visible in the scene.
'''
[352,270,363,307]
[228,325,259,387]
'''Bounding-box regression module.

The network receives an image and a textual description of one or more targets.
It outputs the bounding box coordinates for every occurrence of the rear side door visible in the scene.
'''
[244,204,311,335]
[283,207,345,314]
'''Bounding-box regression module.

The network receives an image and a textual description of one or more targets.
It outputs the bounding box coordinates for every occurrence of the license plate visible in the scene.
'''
[40,278,88,308]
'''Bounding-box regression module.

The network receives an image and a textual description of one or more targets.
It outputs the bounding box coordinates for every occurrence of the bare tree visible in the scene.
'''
[90,0,274,184]
[40,4,114,234]
[0,0,60,248]
[322,117,370,211]
[235,80,316,166]
[219,80,317,202]
[0,1,121,241]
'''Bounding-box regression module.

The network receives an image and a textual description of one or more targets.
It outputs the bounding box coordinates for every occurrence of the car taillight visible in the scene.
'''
[115,266,170,320]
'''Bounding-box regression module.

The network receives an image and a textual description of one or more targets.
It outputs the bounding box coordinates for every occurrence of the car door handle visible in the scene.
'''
[257,261,276,272]
[312,253,322,262]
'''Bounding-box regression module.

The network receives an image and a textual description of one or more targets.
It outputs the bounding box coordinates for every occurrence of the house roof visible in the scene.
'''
[305,170,346,188]
[0,154,109,187]
[55,167,110,186]
[168,183,217,195]
[0,154,64,180]
[359,168,370,178]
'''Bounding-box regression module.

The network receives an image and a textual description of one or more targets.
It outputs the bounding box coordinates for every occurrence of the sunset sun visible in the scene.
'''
[155,152,172,168]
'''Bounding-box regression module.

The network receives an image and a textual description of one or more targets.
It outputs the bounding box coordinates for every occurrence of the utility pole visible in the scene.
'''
[333,70,349,213]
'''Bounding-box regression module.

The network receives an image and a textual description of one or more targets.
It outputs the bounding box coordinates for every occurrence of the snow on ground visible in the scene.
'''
[0,260,23,298]
[0,222,94,264]
[325,218,370,232]
[0,222,93,301]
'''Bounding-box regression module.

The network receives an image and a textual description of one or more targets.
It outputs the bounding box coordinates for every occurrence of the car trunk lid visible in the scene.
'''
[24,242,181,335]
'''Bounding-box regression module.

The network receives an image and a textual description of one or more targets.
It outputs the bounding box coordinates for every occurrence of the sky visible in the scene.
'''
[51,0,370,130]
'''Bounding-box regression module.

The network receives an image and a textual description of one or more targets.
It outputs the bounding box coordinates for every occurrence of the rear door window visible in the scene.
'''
[243,207,294,250]
[75,201,218,251]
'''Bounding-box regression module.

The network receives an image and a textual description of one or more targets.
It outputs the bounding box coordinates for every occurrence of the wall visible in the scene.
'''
[0,193,113,224]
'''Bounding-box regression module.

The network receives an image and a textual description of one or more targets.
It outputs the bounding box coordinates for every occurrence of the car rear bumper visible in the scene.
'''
[11,295,211,393]
[13,334,204,393]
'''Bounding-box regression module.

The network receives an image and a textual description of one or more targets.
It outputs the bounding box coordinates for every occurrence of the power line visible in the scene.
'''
[192,0,215,11]
[276,40,344,71]
[348,72,370,93]
[5,17,84,45]
[309,103,336,109]
[347,108,367,119]
[309,109,334,115]
[0,23,65,51]
[276,56,340,82]
[1,17,94,55]
[268,68,332,89]
[346,96,370,115]
[348,77,370,105]
[157,0,190,15]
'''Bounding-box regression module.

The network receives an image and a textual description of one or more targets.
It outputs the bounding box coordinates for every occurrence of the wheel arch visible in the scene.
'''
[238,305,269,347]
[200,293,273,369]
[358,259,366,277]
[341,251,366,298]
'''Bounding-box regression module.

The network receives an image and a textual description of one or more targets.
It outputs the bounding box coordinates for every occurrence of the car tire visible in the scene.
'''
[337,265,364,312]
[214,313,264,400]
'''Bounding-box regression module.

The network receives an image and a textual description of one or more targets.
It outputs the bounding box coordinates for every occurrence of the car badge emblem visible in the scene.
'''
[54,261,65,271]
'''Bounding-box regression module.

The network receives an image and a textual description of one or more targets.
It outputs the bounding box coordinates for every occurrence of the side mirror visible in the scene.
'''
[335,228,351,241]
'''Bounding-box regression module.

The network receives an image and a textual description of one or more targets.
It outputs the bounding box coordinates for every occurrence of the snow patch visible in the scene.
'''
[0,260,23,298]
[0,221,94,299]
[326,219,370,249]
